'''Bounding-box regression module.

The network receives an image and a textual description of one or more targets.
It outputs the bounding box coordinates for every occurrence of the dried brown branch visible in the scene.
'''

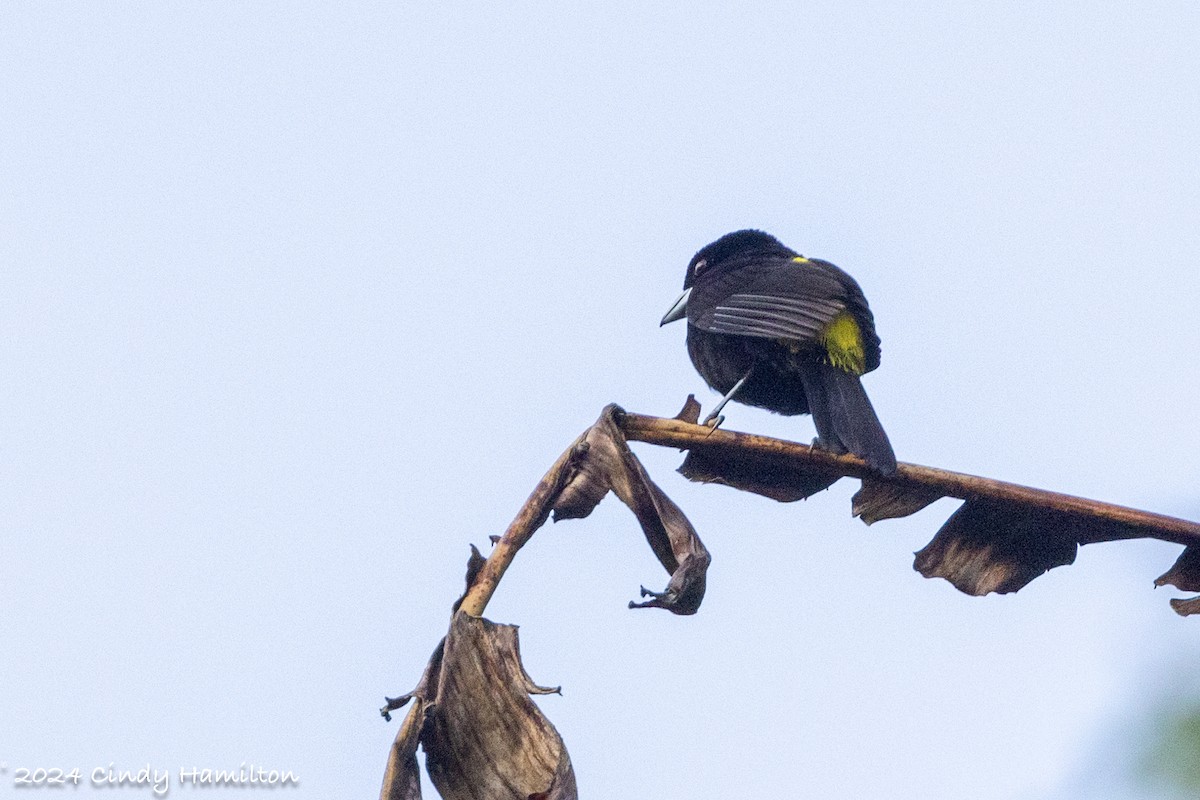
[383,400,1198,798]
[617,401,1200,609]
[617,407,1200,547]
[381,406,713,799]
[458,405,711,617]
[457,435,589,617]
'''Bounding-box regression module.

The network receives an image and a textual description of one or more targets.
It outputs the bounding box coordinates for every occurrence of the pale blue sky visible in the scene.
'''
[3,3,1200,798]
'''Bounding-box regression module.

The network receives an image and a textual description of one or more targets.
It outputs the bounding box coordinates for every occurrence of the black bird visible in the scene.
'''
[661,229,897,475]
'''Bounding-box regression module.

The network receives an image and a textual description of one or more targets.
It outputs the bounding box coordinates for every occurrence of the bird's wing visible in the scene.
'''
[688,257,882,370]
[688,259,848,340]
[699,291,845,340]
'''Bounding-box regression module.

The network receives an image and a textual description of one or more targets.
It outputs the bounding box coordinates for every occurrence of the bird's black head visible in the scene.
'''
[683,229,796,288]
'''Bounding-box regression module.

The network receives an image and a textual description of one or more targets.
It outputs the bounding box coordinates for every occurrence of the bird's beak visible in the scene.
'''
[660,287,691,326]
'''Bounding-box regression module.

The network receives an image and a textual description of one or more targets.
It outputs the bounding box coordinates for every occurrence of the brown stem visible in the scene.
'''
[617,410,1200,548]
[457,435,588,617]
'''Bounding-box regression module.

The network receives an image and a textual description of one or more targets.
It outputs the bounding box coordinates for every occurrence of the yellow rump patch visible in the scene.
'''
[822,312,866,374]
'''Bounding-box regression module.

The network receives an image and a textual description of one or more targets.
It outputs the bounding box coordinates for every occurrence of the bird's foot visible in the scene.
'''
[809,436,846,455]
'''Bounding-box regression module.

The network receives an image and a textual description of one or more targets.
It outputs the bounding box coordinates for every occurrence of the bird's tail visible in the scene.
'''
[800,361,897,475]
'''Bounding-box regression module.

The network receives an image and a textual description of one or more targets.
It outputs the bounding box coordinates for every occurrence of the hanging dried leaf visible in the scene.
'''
[380,611,576,800]
[678,446,841,502]
[1155,546,1200,616]
[852,480,942,524]
[379,640,445,800]
[672,394,703,424]
[1156,546,1200,591]
[424,612,574,800]
[913,500,1080,595]
[1168,597,1200,616]
[452,544,488,613]
[552,405,710,615]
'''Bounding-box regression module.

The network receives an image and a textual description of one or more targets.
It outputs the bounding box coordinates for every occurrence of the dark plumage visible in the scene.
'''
[661,229,897,475]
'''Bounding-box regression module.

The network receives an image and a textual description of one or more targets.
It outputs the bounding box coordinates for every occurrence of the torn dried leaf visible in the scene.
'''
[914,500,1079,595]
[452,544,488,612]
[424,612,574,800]
[678,446,841,502]
[1156,547,1200,616]
[380,612,576,800]
[379,639,445,800]
[852,480,942,525]
[552,406,710,615]
[1169,597,1200,616]
[379,697,429,800]
[548,439,605,521]
[672,394,702,424]
[1156,546,1200,592]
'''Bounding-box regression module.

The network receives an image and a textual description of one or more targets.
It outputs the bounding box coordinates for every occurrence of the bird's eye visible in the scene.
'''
[692,258,708,275]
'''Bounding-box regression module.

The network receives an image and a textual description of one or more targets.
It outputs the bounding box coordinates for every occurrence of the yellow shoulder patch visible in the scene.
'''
[822,312,866,374]
[791,255,812,264]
